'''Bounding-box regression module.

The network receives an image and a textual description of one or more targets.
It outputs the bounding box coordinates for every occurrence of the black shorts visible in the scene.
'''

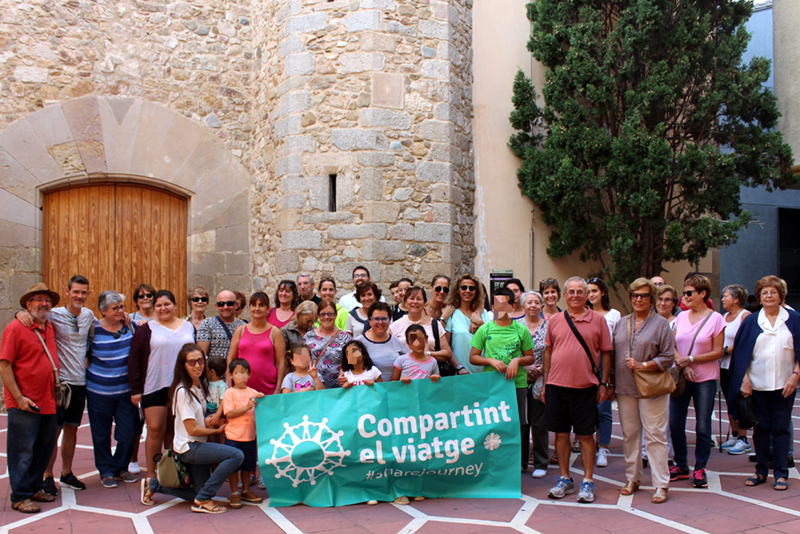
[56,384,86,428]
[225,438,257,472]
[141,387,170,409]
[544,384,598,436]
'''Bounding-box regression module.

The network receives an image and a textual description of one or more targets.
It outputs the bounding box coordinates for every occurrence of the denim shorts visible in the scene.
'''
[225,438,257,472]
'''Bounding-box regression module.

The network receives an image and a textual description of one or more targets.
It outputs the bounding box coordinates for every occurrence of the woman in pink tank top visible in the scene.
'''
[228,292,287,395]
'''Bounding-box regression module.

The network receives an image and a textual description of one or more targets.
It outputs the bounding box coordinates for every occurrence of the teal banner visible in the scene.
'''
[256,373,521,507]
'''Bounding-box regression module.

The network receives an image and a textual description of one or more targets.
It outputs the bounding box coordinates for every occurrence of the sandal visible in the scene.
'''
[12,499,41,514]
[140,479,155,506]
[192,500,227,514]
[774,478,789,491]
[651,488,668,504]
[745,474,767,487]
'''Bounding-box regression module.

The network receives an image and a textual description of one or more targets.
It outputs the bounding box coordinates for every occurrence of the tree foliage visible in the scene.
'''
[509,0,794,289]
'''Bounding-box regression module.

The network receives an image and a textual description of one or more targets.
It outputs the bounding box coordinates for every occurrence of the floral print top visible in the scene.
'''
[303,330,352,389]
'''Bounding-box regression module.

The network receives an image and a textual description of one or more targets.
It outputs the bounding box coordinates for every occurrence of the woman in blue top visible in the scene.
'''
[86,290,140,488]
[445,274,490,375]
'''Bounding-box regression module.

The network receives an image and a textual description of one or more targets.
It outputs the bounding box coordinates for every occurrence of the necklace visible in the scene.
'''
[635,310,651,324]
[407,315,423,325]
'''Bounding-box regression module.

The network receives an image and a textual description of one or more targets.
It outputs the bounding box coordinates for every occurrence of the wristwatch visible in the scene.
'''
[689,356,695,363]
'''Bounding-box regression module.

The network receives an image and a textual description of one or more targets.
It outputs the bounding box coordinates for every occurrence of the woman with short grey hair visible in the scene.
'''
[87,291,140,488]
[719,284,752,455]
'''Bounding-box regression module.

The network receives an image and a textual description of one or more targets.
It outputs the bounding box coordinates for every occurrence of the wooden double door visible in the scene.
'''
[43,183,187,317]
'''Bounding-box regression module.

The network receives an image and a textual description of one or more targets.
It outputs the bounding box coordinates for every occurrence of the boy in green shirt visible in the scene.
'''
[469,287,534,471]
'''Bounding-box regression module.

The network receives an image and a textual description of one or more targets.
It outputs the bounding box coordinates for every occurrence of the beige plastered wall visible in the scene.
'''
[774,0,800,161]
[471,0,715,312]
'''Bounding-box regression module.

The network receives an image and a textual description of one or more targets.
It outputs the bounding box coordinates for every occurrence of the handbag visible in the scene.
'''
[628,316,676,398]
[431,319,457,377]
[733,395,757,430]
[34,329,72,409]
[155,449,192,489]
[670,312,713,399]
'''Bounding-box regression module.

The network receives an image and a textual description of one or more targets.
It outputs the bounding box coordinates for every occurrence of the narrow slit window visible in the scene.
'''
[328,174,337,212]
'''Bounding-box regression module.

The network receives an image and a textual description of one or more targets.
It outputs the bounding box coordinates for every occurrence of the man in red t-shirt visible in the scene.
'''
[542,277,613,504]
[0,283,61,513]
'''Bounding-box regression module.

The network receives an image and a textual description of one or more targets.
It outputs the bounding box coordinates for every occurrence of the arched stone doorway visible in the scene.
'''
[42,183,188,317]
[0,96,252,326]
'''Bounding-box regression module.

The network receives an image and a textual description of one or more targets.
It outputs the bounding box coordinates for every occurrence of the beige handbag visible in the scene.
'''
[627,316,675,398]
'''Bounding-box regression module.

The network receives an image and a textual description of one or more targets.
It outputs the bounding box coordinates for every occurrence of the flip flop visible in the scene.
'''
[774,478,789,491]
[745,475,767,487]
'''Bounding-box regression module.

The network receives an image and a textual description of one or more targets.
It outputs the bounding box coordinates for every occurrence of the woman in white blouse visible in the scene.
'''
[731,276,800,491]
[587,277,620,468]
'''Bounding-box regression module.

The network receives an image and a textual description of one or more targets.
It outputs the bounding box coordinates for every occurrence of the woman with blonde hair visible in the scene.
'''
[281,300,317,349]
[445,274,489,375]
[612,278,675,503]
[185,287,209,331]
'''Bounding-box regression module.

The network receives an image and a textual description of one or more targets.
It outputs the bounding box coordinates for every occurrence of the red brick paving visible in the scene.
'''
[2,402,800,534]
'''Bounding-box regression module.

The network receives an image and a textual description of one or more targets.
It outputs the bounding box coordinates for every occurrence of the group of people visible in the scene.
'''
[1,266,797,513]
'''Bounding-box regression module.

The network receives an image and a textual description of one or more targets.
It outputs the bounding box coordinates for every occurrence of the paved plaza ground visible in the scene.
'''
[2,399,800,534]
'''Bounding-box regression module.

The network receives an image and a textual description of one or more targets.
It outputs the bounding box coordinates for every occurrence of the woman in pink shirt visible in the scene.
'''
[668,274,725,490]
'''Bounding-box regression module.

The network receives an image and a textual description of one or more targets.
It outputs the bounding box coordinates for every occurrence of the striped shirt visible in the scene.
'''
[86,321,136,398]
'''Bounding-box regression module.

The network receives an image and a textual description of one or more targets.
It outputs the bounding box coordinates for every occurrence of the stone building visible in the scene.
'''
[0,0,474,320]
[1,0,798,325]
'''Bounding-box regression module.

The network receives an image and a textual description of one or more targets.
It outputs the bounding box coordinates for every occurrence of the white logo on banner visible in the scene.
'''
[265,416,351,487]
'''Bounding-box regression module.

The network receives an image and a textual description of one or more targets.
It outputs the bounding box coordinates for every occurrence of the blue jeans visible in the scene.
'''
[597,399,612,446]
[87,392,140,478]
[7,409,57,503]
[669,379,716,470]
[151,441,243,502]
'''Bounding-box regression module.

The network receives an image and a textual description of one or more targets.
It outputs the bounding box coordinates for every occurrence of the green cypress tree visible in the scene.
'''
[509,0,794,289]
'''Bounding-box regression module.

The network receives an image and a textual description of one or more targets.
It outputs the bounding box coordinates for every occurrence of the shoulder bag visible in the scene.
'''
[431,319,457,377]
[34,328,71,409]
[630,315,676,398]
[564,311,601,381]
[669,312,713,398]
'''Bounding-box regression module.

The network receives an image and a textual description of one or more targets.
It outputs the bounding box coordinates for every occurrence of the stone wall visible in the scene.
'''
[0,0,476,318]
[250,0,475,292]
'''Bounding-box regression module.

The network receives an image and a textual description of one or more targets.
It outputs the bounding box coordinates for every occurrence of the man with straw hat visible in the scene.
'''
[0,283,61,513]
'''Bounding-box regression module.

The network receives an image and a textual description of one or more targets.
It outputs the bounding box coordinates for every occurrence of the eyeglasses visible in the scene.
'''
[682,290,695,297]
[434,286,450,294]
[319,312,336,318]
[566,290,586,296]
[68,314,79,333]
[137,293,153,300]
[539,278,556,284]
[217,300,236,307]
[370,316,391,323]
[185,358,205,367]
[653,282,665,287]
[353,273,369,279]
[191,296,209,303]
[587,277,602,285]
[630,293,651,300]
[460,285,477,292]
[657,297,675,304]
[761,290,780,297]
[112,326,129,340]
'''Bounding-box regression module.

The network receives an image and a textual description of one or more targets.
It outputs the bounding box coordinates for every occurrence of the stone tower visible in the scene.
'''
[249,0,475,289]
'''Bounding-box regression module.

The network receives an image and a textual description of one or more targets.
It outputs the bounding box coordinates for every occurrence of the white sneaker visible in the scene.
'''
[531,469,547,479]
[728,438,752,455]
[596,447,609,467]
[128,462,141,475]
[720,436,739,450]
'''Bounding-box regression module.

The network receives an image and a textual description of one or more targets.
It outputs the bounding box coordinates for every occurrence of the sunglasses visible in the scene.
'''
[682,290,696,297]
[191,296,209,303]
[217,300,236,307]
[434,286,450,294]
[460,285,477,292]
[186,358,205,367]
[319,312,336,318]
[112,326,129,340]
[137,293,153,300]
[68,314,79,333]
[539,278,556,285]
[630,293,650,300]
